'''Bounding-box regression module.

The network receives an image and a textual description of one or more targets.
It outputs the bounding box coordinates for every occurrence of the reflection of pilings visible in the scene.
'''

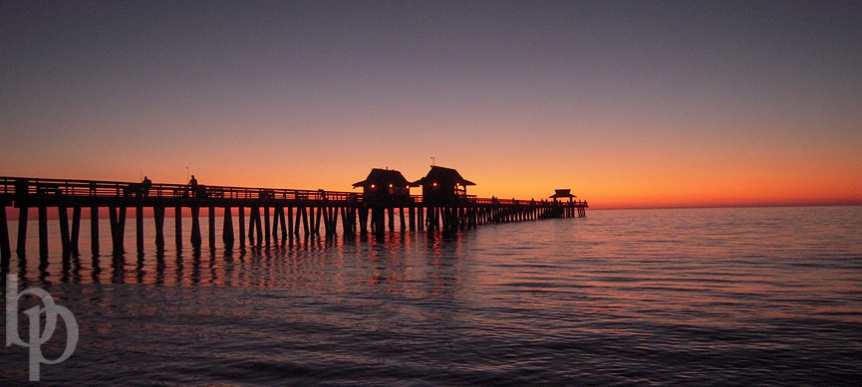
[111,251,125,282]
[135,251,144,283]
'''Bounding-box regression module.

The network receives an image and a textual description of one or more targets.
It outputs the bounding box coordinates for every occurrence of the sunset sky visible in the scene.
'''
[2,1,860,208]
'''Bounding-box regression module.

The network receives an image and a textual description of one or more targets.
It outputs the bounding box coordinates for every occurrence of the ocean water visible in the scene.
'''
[2,206,861,386]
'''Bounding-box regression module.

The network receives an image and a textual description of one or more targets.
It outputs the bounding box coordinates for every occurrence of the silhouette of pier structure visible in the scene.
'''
[0,167,587,259]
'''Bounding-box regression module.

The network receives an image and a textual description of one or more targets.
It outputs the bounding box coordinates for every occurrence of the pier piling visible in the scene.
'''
[136,205,144,254]
[209,206,216,249]
[71,206,81,256]
[154,206,165,251]
[91,206,99,255]
[0,207,10,259]
[174,205,183,249]
[190,206,201,249]
[223,206,234,247]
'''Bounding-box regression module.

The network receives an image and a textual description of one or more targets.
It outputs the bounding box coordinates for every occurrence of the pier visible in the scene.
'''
[0,170,587,260]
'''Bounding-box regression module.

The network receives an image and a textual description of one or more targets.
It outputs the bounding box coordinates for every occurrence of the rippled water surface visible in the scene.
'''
[2,206,861,385]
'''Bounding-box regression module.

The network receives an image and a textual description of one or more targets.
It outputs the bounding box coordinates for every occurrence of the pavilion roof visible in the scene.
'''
[411,166,475,186]
[549,189,576,198]
[353,168,410,187]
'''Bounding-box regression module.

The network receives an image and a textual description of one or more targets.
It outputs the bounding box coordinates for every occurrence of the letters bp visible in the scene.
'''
[6,275,79,381]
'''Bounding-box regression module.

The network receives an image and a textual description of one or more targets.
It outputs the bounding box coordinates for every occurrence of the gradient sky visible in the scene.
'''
[2,1,860,208]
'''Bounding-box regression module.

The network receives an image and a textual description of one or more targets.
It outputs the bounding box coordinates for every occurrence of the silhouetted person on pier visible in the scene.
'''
[141,176,152,197]
[189,175,198,197]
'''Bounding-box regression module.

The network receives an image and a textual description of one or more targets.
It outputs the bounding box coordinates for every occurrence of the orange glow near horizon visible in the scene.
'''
[5,148,861,210]
[4,109,862,210]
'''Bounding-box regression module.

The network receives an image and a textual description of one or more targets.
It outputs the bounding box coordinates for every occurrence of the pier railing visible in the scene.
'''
[0,177,360,202]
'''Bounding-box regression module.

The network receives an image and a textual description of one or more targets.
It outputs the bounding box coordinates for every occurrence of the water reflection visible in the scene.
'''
[2,207,861,386]
[91,255,101,284]
[2,227,468,293]
[154,250,166,286]
[59,250,80,284]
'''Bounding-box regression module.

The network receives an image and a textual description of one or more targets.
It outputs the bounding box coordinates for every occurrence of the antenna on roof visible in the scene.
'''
[431,156,436,167]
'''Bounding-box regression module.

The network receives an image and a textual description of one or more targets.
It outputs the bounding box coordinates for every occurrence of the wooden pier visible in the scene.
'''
[0,175,587,260]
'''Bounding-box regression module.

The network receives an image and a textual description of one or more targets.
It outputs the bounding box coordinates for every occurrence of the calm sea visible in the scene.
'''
[2,206,861,386]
